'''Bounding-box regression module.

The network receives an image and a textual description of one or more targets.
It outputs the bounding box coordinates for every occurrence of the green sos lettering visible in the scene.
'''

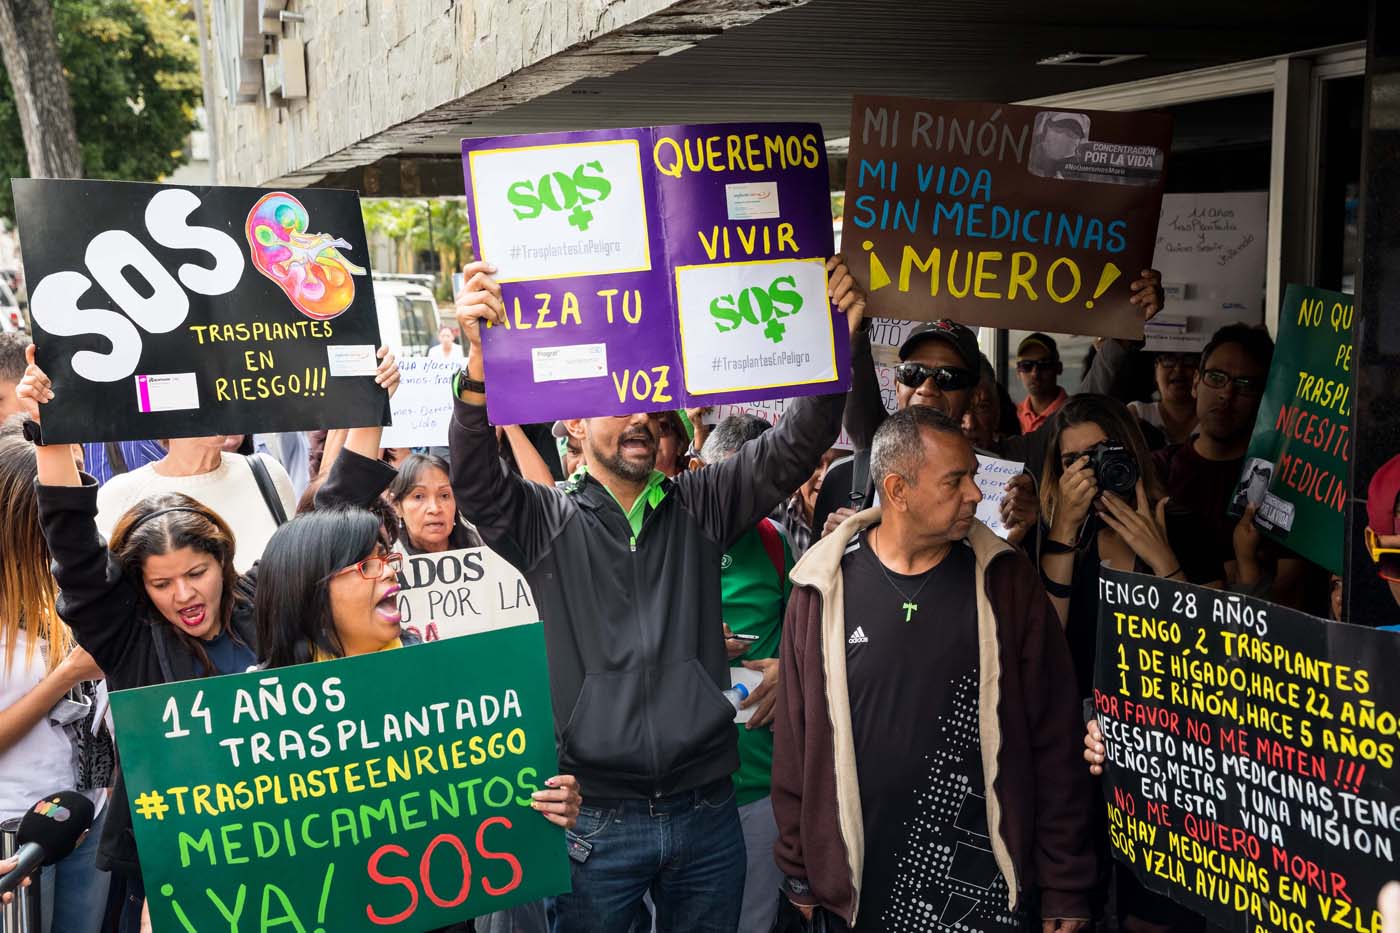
[506,161,612,232]
[709,274,804,344]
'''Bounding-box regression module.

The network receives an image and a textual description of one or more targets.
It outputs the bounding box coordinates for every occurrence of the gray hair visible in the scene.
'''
[0,333,30,383]
[870,406,965,489]
[700,414,771,464]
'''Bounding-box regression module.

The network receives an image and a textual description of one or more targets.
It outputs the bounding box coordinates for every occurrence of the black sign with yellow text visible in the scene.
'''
[1095,567,1400,933]
[13,179,387,443]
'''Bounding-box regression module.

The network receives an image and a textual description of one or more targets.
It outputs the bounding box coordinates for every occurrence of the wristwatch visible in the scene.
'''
[452,370,486,396]
[782,877,812,899]
[21,419,44,446]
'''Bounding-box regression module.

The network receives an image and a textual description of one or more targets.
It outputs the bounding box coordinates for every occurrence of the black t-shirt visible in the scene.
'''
[842,530,1020,933]
[1063,509,1224,700]
[1153,442,1243,570]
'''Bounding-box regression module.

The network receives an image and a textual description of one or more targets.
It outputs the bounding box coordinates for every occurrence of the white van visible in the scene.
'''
[372,276,441,357]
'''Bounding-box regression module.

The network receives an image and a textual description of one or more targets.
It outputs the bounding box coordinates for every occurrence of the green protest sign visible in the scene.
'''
[1232,284,1353,574]
[109,624,568,933]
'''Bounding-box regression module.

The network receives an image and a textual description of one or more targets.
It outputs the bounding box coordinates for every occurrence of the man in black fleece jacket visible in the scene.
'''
[448,258,863,932]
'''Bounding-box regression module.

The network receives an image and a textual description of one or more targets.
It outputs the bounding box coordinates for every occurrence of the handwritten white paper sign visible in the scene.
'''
[382,355,457,448]
[975,455,1025,540]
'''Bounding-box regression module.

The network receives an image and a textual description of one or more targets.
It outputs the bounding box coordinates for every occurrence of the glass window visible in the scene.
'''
[996,93,1274,391]
[1315,76,1364,294]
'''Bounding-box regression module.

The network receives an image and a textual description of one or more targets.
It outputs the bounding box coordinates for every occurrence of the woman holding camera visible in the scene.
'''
[1043,396,1223,933]
[1038,395,1222,700]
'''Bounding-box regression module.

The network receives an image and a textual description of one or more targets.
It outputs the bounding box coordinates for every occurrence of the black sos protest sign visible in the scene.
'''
[13,179,388,443]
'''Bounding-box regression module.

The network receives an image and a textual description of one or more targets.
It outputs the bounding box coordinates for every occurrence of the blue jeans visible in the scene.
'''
[117,873,144,933]
[552,778,745,933]
[40,804,109,933]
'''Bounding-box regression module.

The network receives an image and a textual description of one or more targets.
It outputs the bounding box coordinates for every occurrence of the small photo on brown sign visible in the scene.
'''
[843,95,1173,339]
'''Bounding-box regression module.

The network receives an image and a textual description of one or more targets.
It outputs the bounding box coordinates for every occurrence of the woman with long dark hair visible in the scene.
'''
[1038,394,1221,933]
[253,509,581,828]
[386,453,483,553]
[256,508,412,665]
[1038,394,1222,693]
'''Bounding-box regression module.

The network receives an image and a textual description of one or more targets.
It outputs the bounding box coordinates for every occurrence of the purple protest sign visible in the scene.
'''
[461,123,848,425]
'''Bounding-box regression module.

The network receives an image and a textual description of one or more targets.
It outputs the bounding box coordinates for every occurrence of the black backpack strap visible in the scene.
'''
[245,454,288,526]
[104,441,128,476]
[850,446,872,508]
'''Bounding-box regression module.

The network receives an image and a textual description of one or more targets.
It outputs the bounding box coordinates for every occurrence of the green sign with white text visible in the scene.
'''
[110,624,568,933]
[1234,284,1353,574]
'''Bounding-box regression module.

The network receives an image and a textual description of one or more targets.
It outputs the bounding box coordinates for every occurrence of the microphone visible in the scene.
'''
[0,791,94,896]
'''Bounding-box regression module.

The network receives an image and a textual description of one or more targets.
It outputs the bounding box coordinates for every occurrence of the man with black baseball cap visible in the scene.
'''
[850,318,982,438]
[1014,332,1067,434]
[817,317,1043,540]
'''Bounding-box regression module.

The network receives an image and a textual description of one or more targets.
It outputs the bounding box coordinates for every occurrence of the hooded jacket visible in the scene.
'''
[771,508,1095,926]
[449,392,844,799]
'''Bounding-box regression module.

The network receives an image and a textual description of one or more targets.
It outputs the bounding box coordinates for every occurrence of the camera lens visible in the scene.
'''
[1097,448,1139,496]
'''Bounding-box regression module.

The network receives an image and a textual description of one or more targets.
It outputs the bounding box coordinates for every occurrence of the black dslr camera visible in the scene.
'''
[1086,442,1139,497]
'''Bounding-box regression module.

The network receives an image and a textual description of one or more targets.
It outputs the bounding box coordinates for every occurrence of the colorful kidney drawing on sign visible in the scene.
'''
[245,192,366,321]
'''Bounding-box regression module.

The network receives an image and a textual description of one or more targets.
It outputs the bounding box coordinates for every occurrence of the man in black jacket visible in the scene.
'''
[450,259,863,932]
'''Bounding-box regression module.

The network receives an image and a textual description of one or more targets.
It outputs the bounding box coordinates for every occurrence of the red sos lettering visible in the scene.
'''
[365,817,524,925]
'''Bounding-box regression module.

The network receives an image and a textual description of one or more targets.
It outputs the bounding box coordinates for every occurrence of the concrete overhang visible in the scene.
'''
[211,0,1368,190]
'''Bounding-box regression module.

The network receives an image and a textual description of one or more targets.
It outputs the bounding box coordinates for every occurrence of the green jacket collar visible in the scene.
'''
[568,465,668,537]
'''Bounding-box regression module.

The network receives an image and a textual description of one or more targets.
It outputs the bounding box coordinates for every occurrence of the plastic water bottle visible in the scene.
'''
[722,683,750,711]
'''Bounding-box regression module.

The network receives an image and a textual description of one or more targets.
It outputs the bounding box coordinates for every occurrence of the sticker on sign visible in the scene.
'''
[1257,493,1296,532]
[135,373,198,413]
[326,344,379,377]
[531,343,608,382]
[726,182,780,220]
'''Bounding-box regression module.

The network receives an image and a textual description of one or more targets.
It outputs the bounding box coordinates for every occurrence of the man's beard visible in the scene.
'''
[595,444,656,481]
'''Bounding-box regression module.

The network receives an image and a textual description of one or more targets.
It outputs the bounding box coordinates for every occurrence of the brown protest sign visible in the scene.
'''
[843,96,1173,338]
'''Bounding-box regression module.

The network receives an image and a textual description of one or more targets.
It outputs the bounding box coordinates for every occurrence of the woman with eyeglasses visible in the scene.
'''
[252,508,582,933]
[255,510,417,665]
[1127,352,1199,447]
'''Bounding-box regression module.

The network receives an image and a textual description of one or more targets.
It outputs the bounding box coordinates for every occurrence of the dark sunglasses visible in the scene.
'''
[1200,368,1264,396]
[895,362,976,392]
[1015,359,1059,374]
[1155,353,1199,370]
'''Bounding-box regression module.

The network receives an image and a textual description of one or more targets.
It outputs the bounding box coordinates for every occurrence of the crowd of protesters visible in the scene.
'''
[0,239,1374,933]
